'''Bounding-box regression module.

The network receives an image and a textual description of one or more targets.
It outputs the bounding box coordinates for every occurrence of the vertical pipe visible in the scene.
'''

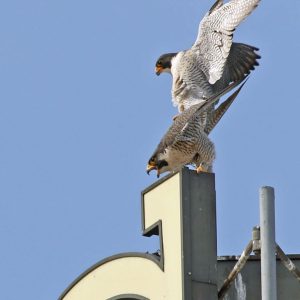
[260,186,277,300]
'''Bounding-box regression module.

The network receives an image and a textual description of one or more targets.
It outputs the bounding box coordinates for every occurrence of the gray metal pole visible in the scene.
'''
[181,168,218,300]
[260,186,277,300]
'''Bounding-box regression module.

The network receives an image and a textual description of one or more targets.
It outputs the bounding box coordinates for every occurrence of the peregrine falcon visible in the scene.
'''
[146,78,247,178]
[155,0,260,112]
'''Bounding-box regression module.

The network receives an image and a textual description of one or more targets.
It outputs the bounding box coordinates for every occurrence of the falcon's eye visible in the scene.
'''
[157,60,162,65]
[150,157,155,162]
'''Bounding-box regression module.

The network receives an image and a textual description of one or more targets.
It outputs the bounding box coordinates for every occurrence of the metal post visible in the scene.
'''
[260,186,277,300]
[181,169,218,300]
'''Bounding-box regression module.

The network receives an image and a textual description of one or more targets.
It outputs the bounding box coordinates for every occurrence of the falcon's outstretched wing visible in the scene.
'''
[192,0,260,84]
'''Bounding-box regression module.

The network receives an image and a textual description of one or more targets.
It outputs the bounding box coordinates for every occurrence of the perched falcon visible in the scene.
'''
[155,0,260,112]
[146,78,247,178]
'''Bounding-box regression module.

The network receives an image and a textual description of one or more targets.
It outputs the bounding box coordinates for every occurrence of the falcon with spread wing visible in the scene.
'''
[155,0,260,112]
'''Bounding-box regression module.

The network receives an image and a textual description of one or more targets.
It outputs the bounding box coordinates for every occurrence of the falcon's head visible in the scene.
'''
[146,154,169,178]
[155,53,177,75]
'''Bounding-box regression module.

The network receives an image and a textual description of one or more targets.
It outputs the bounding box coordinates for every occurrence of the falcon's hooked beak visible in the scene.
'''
[146,164,157,175]
[146,164,161,178]
[155,65,163,76]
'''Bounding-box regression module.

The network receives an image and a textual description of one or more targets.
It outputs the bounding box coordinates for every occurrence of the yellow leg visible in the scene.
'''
[196,164,211,173]
[196,165,205,173]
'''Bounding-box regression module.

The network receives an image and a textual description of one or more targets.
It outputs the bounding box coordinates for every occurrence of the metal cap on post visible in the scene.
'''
[260,186,277,300]
[252,226,261,255]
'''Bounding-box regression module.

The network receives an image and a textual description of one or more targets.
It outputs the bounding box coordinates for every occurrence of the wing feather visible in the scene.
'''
[193,0,260,84]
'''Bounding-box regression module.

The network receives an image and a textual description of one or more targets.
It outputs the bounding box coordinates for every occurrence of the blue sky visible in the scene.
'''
[0,0,299,299]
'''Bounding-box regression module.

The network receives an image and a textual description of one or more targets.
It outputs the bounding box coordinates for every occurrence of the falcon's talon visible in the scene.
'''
[196,166,205,173]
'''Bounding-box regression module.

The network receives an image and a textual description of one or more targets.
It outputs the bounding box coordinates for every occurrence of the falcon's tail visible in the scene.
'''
[198,75,247,114]
[204,82,246,135]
